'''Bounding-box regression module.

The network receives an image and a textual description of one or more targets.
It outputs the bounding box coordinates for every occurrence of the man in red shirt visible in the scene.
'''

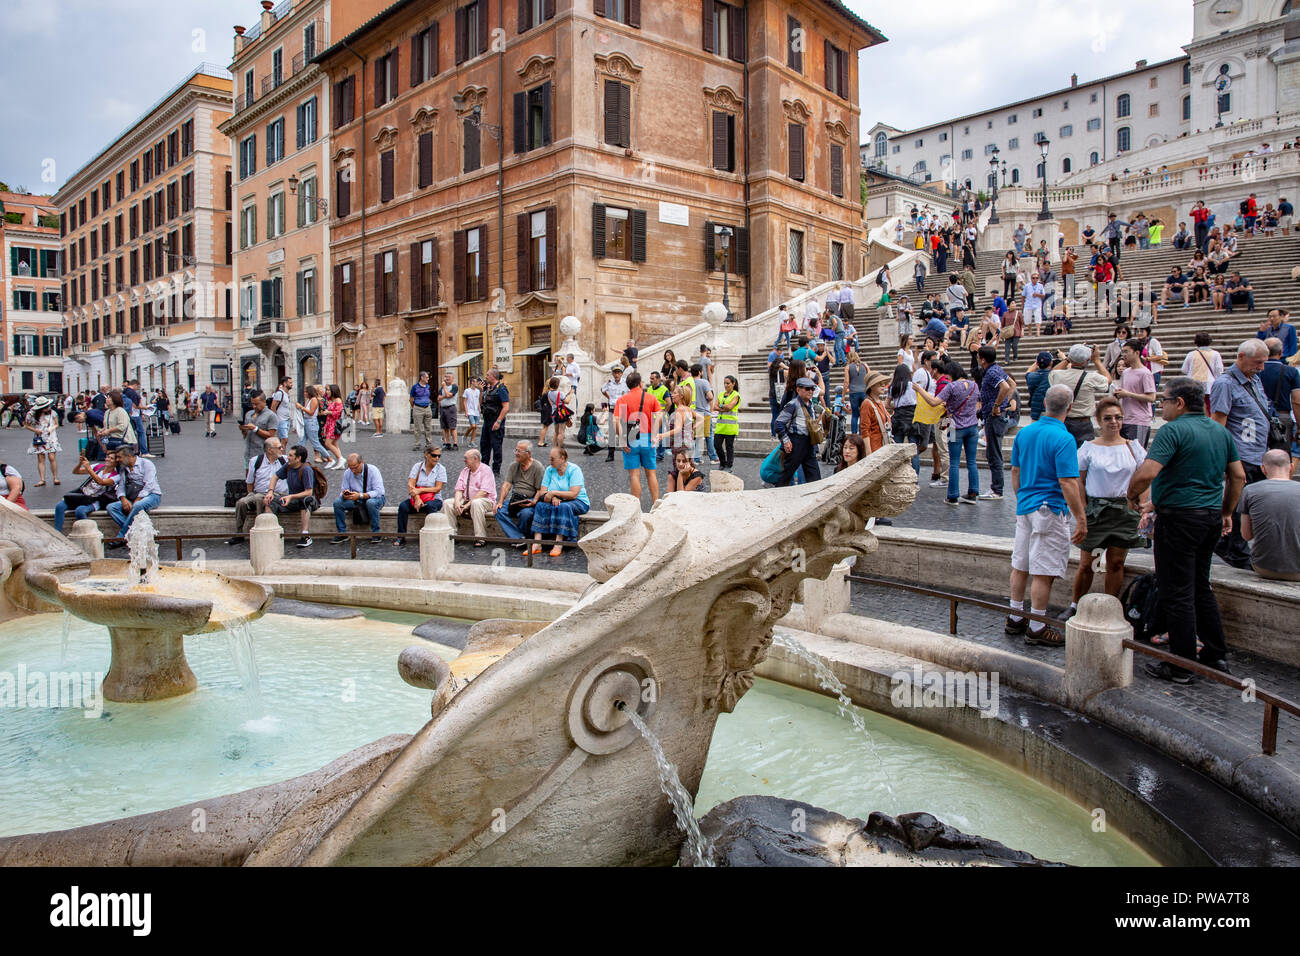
[1191,200,1211,252]
[1244,193,1258,235]
[614,371,662,504]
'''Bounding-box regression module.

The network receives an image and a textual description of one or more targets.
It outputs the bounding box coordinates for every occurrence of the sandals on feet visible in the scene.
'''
[548,546,563,557]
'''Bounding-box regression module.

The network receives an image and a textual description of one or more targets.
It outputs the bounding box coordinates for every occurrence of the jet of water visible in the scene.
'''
[772,632,898,809]
[624,707,715,867]
[124,512,160,590]
[223,618,264,715]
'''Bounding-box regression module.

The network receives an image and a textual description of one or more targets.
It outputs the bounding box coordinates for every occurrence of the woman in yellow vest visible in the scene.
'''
[715,375,740,470]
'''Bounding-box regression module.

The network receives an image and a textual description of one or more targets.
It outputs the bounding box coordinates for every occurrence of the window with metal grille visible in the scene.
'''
[788,229,804,275]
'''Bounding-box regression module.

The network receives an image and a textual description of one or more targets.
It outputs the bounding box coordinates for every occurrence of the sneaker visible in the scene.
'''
[1024,624,1065,647]
[330,535,348,544]
[710,459,721,465]
[946,497,959,506]
[1201,657,1231,675]
[978,491,1003,500]
[370,536,384,544]
[296,536,313,549]
[1004,615,1029,636]
[393,538,406,547]
[1145,660,1194,684]
[224,536,242,546]
[960,493,978,505]
[929,474,948,487]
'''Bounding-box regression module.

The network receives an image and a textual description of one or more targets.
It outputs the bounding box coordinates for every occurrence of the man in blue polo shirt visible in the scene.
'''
[1209,339,1270,568]
[790,336,815,365]
[921,313,949,347]
[1256,308,1297,360]
[409,370,434,450]
[1005,384,1087,648]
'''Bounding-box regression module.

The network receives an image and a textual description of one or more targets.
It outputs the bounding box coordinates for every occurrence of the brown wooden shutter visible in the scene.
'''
[840,50,849,99]
[728,5,745,62]
[544,0,555,19]
[381,151,394,202]
[541,81,552,145]
[513,91,527,154]
[788,16,802,72]
[592,203,606,258]
[712,111,730,171]
[430,23,439,75]
[477,6,489,56]
[430,239,440,302]
[704,221,715,271]
[465,119,481,171]
[736,227,750,275]
[830,144,843,197]
[478,224,489,301]
[455,7,467,63]
[619,82,632,148]
[702,0,714,53]
[391,48,400,96]
[628,0,640,28]
[374,60,384,108]
[518,0,530,32]
[453,230,466,302]
[410,34,422,86]
[333,264,344,322]
[374,253,384,314]
[789,123,805,181]
[410,242,422,309]
[418,132,433,188]
[594,0,606,17]
[544,206,557,288]
[603,80,620,145]
[517,211,531,293]
[631,209,647,263]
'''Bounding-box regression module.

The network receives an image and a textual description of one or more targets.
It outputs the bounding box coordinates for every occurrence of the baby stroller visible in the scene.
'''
[818,396,848,468]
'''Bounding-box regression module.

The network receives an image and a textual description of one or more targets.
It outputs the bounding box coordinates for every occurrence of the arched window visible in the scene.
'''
[1116,127,1131,152]
[1090,151,1100,166]
[1062,157,1072,173]
[1182,95,1191,121]
[1116,93,1131,118]
[1010,167,1020,184]
[874,131,888,158]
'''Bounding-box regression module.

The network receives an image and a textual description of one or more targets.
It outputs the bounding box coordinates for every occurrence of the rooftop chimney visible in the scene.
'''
[261,1,276,36]
[1071,73,1078,87]
[1136,59,1147,68]
[233,24,246,56]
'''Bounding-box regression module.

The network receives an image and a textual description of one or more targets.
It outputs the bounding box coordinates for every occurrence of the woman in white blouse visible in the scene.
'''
[1069,396,1148,616]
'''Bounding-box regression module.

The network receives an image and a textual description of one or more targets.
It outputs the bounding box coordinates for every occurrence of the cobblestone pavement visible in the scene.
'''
[0,419,1022,538]
[848,577,1300,775]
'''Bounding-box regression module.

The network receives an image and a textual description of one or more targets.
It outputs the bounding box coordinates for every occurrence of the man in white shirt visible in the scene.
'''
[601,367,628,408]
[803,298,822,329]
[564,353,581,387]
[227,437,287,545]
[462,377,481,444]
[269,376,294,440]
[1022,273,1046,332]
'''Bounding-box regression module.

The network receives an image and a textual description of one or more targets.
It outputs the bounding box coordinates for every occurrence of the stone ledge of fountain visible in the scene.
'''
[198,557,592,594]
[689,796,1065,867]
[759,624,1300,867]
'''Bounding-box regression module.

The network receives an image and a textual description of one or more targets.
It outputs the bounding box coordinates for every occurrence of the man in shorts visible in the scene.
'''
[370,381,385,437]
[462,376,481,445]
[438,372,459,450]
[1005,384,1088,647]
[1022,272,1045,333]
[614,371,662,504]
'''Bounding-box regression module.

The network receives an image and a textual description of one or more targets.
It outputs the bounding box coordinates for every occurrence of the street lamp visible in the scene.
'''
[717,226,734,322]
[988,152,1001,224]
[287,173,329,215]
[1037,136,1052,221]
[1000,159,1007,188]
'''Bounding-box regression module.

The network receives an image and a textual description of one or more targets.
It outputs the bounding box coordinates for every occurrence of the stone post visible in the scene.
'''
[249,512,283,575]
[419,510,453,579]
[69,519,104,559]
[798,559,852,632]
[387,377,410,434]
[1063,593,1132,710]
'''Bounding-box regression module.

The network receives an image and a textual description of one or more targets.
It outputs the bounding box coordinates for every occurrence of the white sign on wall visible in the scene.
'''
[658,201,689,226]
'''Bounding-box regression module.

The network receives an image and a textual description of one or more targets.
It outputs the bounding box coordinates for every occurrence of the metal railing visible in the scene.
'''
[847,572,1299,756]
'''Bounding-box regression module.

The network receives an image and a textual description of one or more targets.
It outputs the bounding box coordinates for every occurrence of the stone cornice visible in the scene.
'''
[219,65,322,137]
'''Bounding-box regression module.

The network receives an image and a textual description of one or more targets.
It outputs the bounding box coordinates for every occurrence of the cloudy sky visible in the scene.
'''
[0,0,1194,194]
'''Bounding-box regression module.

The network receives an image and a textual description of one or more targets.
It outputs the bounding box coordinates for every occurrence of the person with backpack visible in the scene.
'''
[1068,397,1148,617]
[1127,377,1246,682]
[226,437,288,546]
[613,371,662,503]
[267,444,324,549]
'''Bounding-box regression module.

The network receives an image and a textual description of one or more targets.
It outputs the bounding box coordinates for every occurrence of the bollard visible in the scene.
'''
[68,519,104,560]
[1063,592,1132,710]
[797,559,852,632]
[249,512,284,575]
[419,510,453,579]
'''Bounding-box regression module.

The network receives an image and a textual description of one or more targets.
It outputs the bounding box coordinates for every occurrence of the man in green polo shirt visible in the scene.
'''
[1127,376,1246,683]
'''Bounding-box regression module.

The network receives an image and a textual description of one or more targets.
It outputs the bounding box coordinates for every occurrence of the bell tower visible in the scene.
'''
[1186,1,1295,127]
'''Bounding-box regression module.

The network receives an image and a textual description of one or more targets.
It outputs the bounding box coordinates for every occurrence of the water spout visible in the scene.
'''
[59,611,72,666]
[625,709,714,867]
[125,512,160,589]
[773,633,898,810]
[223,618,264,713]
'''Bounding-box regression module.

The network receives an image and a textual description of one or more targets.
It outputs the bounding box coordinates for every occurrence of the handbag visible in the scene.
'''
[912,371,944,426]
[760,445,785,484]
[1244,373,1291,450]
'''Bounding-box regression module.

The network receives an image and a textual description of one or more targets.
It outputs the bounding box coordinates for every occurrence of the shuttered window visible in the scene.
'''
[787,16,802,72]
[335,167,352,217]
[297,267,317,316]
[260,277,283,319]
[375,250,398,315]
[591,204,645,262]
[410,239,438,310]
[711,110,734,172]
[334,262,355,325]
[464,117,481,172]
[703,221,748,274]
[418,132,434,188]
[296,96,318,149]
[788,123,805,181]
[517,207,557,292]
[380,150,395,202]
[332,76,356,129]
[519,0,556,32]
[593,0,639,27]
[455,2,489,64]
[410,24,438,85]
[374,50,399,108]
[453,226,488,302]
[603,79,631,148]
[513,82,552,154]
[824,41,849,98]
[830,143,844,197]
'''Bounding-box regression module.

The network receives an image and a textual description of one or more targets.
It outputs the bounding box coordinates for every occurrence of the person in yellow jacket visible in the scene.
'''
[646,370,674,464]
[715,375,741,470]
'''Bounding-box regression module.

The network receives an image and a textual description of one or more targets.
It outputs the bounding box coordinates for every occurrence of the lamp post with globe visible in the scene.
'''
[1036,136,1052,221]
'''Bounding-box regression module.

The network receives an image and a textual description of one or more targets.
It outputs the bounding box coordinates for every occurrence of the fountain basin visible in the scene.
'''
[24,560,273,702]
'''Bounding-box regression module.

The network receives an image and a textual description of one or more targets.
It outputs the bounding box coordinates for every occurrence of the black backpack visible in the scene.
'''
[1120,573,1163,644]
[1239,200,1250,216]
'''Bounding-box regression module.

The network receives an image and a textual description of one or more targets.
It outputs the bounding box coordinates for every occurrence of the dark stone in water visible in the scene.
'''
[269,598,364,620]
[411,618,471,650]
[222,735,249,761]
[688,795,1066,867]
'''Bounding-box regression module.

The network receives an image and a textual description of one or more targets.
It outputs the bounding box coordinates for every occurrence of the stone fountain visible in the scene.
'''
[21,512,272,702]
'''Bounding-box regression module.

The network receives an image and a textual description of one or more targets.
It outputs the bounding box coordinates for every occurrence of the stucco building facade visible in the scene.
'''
[0,191,64,395]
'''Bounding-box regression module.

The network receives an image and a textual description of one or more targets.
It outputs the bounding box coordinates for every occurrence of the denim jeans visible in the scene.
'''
[303,416,330,461]
[107,493,162,536]
[834,332,848,365]
[277,418,291,440]
[774,330,791,348]
[849,391,866,435]
[947,425,980,499]
[54,496,101,533]
[983,414,1010,495]
[495,504,536,540]
[333,493,386,532]
[396,496,442,533]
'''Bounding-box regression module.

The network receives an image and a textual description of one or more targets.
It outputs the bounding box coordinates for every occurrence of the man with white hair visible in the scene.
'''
[1048,343,1112,446]
[452,448,497,545]
[1004,384,1087,648]
[1209,339,1271,569]
[1241,449,1300,581]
